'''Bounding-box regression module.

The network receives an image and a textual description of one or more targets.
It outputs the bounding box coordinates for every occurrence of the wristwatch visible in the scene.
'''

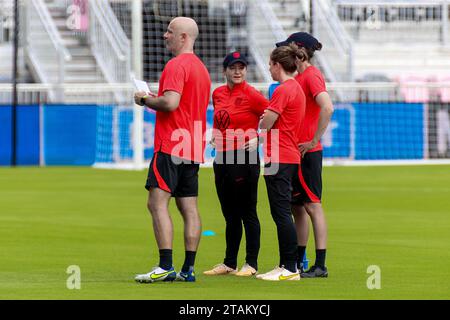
[140,95,149,106]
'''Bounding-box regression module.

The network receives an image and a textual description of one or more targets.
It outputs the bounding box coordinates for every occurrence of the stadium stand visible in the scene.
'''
[333,0,450,81]
[398,74,431,103]
[3,0,449,88]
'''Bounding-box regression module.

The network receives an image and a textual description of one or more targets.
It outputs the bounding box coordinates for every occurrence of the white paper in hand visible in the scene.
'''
[133,78,155,96]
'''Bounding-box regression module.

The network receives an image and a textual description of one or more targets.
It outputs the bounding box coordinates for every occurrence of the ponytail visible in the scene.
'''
[270,43,306,73]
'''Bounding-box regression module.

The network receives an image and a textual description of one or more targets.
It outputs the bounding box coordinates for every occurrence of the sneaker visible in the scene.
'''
[259,267,300,281]
[256,266,284,279]
[176,266,196,282]
[301,265,328,278]
[203,263,237,275]
[135,266,176,283]
[235,263,257,277]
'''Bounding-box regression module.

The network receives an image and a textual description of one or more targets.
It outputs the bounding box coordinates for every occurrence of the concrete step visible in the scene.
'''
[343,27,443,44]
[65,63,98,72]
[268,0,301,6]
[272,7,304,20]
[354,67,450,79]
[59,30,80,38]
[354,45,450,56]
[53,18,69,29]
[67,46,92,56]
[48,8,67,19]
[70,55,96,64]
[33,62,98,73]
[61,38,83,47]
[355,58,450,68]
[64,74,104,83]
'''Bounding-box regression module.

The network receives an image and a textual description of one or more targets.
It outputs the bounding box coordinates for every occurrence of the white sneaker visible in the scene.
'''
[259,267,300,281]
[256,266,284,279]
[135,266,176,283]
[235,263,257,277]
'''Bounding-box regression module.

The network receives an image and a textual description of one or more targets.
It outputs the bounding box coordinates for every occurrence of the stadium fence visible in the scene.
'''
[1,82,449,168]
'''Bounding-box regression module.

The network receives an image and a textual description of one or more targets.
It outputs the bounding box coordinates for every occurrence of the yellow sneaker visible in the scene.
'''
[235,263,257,277]
[203,263,237,275]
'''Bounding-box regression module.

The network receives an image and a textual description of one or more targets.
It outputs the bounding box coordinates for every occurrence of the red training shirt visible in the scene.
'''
[212,82,269,151]
[265,79,305,164]
[295,65,327,153]
[154,53,211,163]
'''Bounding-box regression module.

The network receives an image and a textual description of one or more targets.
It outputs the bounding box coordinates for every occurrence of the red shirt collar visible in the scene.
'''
[226,81,247,93]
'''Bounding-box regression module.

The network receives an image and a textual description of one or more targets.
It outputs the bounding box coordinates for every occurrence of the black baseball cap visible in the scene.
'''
[276,32,320,50]
[223,51,248,69]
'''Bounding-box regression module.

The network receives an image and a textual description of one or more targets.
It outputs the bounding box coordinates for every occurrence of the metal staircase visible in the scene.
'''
[247,0,350,84]
[44,0,104,84]
[264,0,450,81]
[23,0,131,103]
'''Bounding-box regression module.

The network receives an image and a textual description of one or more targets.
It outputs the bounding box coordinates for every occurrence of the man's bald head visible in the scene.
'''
[164,17,199,55]
[170,17,199,41]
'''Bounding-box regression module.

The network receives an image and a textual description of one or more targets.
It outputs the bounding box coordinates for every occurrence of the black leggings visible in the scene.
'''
[264,163,299,273]
[213,153,260,270]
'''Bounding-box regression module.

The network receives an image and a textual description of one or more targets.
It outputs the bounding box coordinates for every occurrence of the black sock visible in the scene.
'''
[297,246,306,268]
[315,249,326,268]
[159,249,173,270]
[182,251,196,272]
[285,261,297,274]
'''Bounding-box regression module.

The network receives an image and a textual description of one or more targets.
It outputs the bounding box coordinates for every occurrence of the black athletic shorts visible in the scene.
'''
[292,150,323,204]
[145,151,199,197]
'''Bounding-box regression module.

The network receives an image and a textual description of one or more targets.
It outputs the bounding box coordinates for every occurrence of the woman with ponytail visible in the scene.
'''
[246,43,306,281]
[276,32,334,278]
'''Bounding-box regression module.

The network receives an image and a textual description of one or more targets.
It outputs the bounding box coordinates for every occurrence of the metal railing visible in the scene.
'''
[24,0,71,100]
[88,0,131,85]
[313,0,354,82]
[334,0,450,45]
[2,82,450,105]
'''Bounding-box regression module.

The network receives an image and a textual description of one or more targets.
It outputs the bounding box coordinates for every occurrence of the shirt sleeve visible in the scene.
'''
[249,87,269,116]
[212,88,218,109]
[307,71,327,99]
[267,85,288,115]
[161,59,186,94]
[212,89,218,129]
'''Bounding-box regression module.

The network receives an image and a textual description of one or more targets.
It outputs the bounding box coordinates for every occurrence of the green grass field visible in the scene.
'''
[0,165,449,300]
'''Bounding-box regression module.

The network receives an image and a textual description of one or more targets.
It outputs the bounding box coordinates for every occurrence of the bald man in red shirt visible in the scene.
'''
[134,17,211,283]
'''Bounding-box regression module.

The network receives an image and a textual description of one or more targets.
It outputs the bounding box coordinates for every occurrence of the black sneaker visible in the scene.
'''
[300,265,328,278]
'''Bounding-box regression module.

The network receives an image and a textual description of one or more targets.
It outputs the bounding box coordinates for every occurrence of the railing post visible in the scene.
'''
[348,42,354,82]
[311,0,317,36]
[132,0,144,169]
[58,48,65,102]
[0,12,3,43]
[23,1,28,54]
[442,0,449,45]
